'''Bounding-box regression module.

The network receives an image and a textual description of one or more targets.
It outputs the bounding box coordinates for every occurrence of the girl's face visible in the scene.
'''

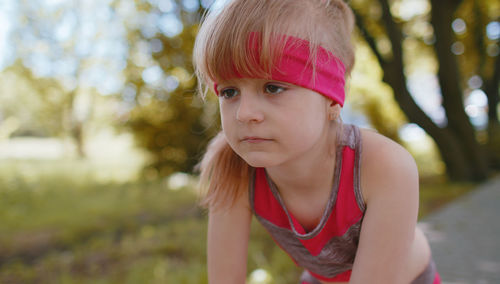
[217,78,332,168]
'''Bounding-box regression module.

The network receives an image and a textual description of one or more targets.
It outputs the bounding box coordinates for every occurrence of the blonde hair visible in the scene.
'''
[195,0,355,210]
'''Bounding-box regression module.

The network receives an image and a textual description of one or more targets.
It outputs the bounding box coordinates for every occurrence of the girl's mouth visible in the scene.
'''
[241,137,272,143]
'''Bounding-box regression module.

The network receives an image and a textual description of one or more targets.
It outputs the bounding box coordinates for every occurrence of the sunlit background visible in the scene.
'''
[0,0,499,283]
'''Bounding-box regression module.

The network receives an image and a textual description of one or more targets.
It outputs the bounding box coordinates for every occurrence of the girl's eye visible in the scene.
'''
[220,88,239,99]
[265,84,285,94]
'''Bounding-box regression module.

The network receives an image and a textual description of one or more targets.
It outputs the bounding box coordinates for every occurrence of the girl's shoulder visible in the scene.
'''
[358,127,419,203]
[358,127,408,154]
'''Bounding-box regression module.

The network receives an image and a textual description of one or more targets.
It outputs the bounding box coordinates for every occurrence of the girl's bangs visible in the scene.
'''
[205,31,288,83]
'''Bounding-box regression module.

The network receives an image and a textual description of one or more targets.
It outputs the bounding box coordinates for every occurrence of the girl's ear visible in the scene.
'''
[328,101,341,121]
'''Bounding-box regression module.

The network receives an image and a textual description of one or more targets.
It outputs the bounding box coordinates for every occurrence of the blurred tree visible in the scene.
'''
[350,0,499,181]
[348,40,408,144]
[1,0,217,174]
[0,61,66,138]
[4,0,127,158]
[118,0,218,178]
[454,0,500,172]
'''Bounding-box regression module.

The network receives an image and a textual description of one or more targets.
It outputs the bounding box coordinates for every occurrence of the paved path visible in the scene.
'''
[418,174,500,284]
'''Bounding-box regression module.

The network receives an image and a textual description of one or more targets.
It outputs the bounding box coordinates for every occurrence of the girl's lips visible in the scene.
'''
[241,137,272,143]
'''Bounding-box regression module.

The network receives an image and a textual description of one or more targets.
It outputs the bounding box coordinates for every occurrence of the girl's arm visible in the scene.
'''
[349,133,420,284]
[207,191,252,284]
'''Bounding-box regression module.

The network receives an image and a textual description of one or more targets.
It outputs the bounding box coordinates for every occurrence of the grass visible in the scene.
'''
[0,159,481,283]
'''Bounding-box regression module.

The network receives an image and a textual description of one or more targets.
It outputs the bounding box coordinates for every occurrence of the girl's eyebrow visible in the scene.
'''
[265,80,292,87]
[216,83,235,91]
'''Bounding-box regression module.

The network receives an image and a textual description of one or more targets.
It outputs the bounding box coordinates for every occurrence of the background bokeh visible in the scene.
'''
[0,0,498,283]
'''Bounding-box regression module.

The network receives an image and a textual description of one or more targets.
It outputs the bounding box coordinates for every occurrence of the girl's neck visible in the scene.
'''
[265,124,341,196]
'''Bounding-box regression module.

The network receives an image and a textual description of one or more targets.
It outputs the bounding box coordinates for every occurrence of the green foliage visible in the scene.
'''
[0,61,68,137]
[122,1,218,178]
[126,92,217,178]
[349,41,407,144]
[454,0,500,86]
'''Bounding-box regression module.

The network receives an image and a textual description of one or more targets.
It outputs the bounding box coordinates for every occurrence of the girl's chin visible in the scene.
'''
[241,155,281,168]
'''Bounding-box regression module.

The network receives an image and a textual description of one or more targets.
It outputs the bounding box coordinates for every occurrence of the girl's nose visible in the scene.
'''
[236,93,264,123]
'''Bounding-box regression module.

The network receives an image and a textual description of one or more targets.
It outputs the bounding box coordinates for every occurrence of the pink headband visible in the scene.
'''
[213,34,346,106]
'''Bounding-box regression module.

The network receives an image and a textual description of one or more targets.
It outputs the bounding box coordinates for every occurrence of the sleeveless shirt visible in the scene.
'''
[249,124,365,282]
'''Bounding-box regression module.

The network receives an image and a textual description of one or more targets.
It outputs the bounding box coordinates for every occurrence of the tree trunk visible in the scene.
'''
[353,0,489,181]
[64,90,86,159]
[381,62,471,180]
[72,121,86,159]
[430,0,488,180]
[484,53,500,168]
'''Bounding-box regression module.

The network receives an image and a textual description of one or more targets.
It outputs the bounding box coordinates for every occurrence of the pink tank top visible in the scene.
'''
[249,124,365,282]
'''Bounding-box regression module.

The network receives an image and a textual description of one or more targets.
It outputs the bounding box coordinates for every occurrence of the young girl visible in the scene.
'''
[194,0,440,283]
